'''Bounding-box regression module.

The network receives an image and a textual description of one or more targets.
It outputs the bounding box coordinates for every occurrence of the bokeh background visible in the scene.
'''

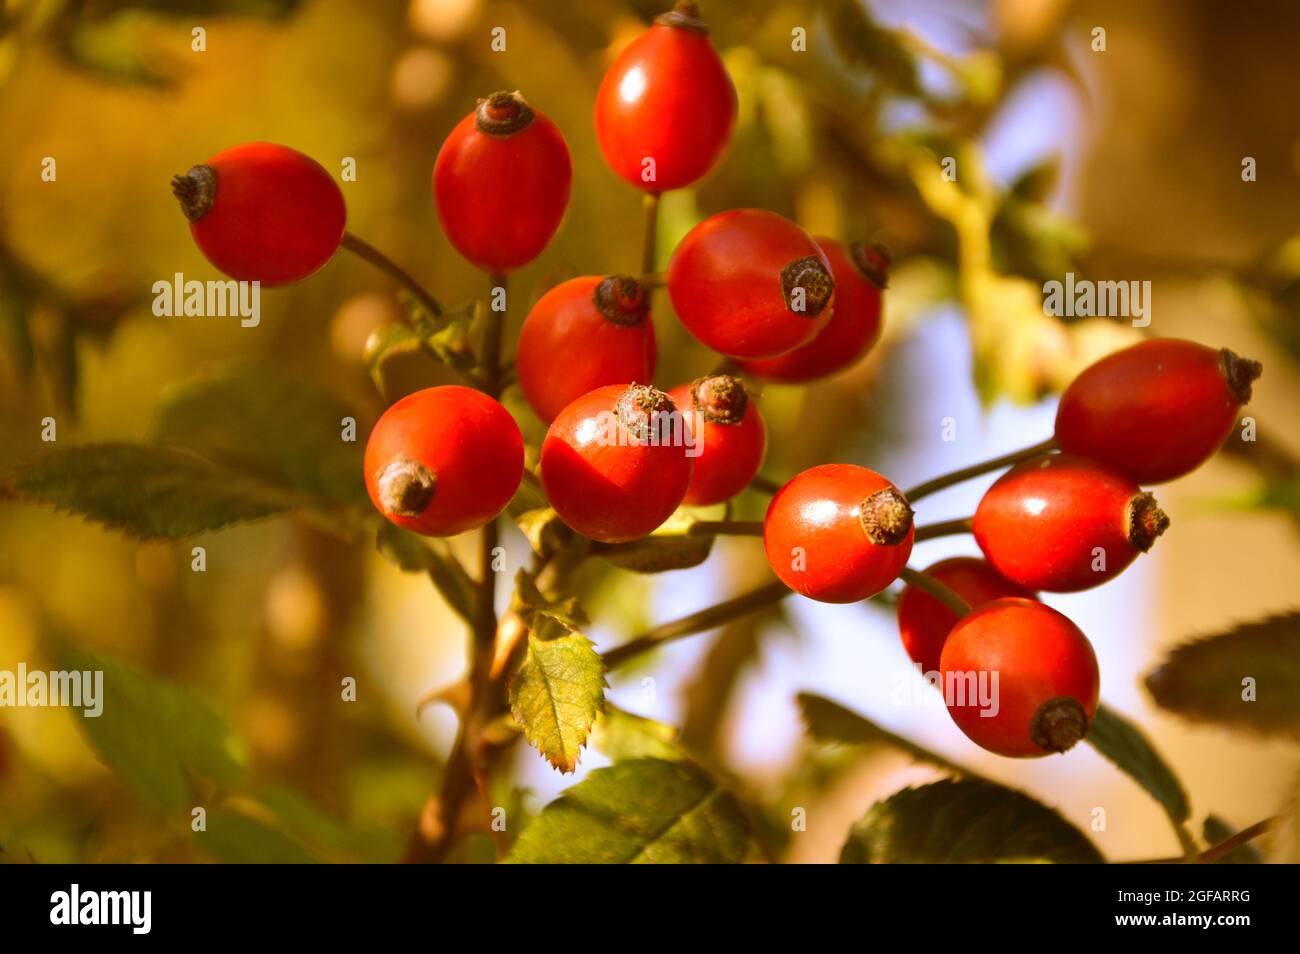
[1,0,1298,863]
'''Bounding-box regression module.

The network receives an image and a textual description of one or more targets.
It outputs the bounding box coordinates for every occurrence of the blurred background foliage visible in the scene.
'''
[0,0,1298,863]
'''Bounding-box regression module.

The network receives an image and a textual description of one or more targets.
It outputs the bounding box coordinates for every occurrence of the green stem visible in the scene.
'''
[341,232,442,320]
[750,475,784,496]
[641,191,661,277]
[904,437,1058,503]
[603,580,790,669]
[898,567,971,615]
[913,517,974,542]
[481,274,507,398]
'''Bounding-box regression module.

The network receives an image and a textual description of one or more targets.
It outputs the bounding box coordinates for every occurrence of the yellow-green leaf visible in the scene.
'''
[508,620,606,773]
[591,705,686,763]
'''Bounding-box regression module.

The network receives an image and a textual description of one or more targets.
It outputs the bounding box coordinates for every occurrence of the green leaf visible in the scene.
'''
[1086,704,1190,826]
[197,809,318,864]
[364,322,428,395]
[155,360,364,506]
[6,443,305,539]
[590,503,726,573]
[1145,612,1300,741]
[375,522,476,623]
[1203,816,1264,865]
[51,641,247,811]
[512,570,588,628]
[591,705,686,763]
[840,778,1104,864]
[508,619,607,773]
[506,758,751,863]
[818,0,919,94]
[425,303,478,373]
[796,692,975,778]
[514,507,573,560]
[241,786,401,863]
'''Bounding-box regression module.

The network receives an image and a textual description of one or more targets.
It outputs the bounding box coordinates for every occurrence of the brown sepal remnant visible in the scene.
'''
[593,275,650,327]
[615,383,677,443]
[1218,348,1263,404]
[1127,491,1169,553]
[1030,697,1089,753]
[780,255,834,318]
[475,90,535,136]
[859,486,914,546]
[690,374,749,425]
[171,164,218,222]
[377,456,437,516]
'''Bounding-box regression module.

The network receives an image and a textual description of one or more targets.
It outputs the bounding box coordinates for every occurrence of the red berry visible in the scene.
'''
[940,598,1100,758]
[973,454,1169,592]
[540,384,693,543]
[171,142,346,286]
[763,464,913,603]
[739,239,887,382]
[594,2,737,192]
[433,91,571,273]
[668,209,834,358]
[667,374,767,506]
[517,276,657,423]
[896,557,1035,676]
[365,385,524,537]
[1055,338,1262,484]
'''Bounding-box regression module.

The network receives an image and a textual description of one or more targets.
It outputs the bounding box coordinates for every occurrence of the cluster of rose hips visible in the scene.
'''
[171,2,1263,763]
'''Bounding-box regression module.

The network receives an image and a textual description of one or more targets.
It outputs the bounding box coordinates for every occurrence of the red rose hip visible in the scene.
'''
[517,275,657,423]
[763,464,913,603]
[668,374,766,506]
[594,1,737,192]
[940,598,1100,758]
[540,384,693,543]
[172,142,346,286]
[1055,338,1262,484]
[973,454,1169,592]
[433,91,571,273]
[739,239,887,382]
[897,557,1035,676]
[365,385,524,537]
[668,209,834,359]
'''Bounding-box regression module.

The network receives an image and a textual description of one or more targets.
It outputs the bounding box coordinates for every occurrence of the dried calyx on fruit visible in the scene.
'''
[763,464,913,603]
[474,90,535,136]
[973,453,1168,592]
[670,374,767,506]
[433,89,572,273]
[516,275,657,422]
[668,209,834,358]
[594,0,737,192]
[592,275,650,326]
[172,142,347,285]
[739,237,887,383]
[1055,338,1263,484]
[364,385,524,537]
[540,383,693,544]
